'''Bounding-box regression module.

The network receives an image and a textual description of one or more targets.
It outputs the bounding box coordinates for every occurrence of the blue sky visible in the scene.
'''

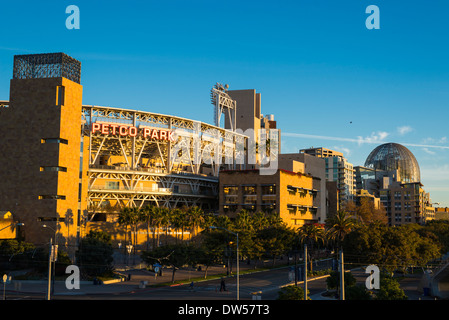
[1,0,448,206]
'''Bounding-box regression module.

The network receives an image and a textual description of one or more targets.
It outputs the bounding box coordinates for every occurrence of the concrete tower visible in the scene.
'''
[0,53,85,247]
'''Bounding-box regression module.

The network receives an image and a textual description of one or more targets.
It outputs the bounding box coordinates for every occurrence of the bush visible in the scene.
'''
[76,231,114,278]
[0,240,47,273]
[277,285,307,300]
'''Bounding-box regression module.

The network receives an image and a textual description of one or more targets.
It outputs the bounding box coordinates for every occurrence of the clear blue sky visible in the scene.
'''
[1,0,448,206]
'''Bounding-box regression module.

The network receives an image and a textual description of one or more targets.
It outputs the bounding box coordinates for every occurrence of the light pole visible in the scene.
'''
[304,244,308,300]
[209,226,239,300]
[0,222,24,232]
[43,224,58,297]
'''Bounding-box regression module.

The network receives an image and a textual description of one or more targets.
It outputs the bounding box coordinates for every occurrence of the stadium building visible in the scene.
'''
[0,53,256,247]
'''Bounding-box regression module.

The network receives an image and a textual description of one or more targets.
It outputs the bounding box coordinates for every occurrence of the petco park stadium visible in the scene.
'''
[0,53,257,246]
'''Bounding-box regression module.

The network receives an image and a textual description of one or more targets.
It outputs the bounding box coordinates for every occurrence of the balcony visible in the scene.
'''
[90,185,172,194]
[89,164,218,181]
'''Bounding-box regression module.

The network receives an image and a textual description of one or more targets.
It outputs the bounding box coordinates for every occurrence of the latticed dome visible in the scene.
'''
[364,143,420,183]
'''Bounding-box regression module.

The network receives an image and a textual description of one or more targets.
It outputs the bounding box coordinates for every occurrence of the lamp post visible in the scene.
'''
[43,224,58,298]
[209,226,239,300]
[0,222,24,232]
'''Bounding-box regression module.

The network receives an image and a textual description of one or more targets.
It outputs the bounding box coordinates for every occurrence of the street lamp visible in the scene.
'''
[42,224,58,299]
[0,222,24,232]
[209,226,239,300]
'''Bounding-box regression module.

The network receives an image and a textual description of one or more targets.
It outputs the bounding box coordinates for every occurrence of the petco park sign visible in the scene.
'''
[92,123,175,142]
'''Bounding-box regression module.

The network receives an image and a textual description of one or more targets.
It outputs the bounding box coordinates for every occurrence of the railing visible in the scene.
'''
[89,185,216,196]
[88,164,217,179]
[90,185,172,193]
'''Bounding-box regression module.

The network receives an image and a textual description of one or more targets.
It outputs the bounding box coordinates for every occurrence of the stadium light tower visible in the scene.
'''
[210,83,237,131]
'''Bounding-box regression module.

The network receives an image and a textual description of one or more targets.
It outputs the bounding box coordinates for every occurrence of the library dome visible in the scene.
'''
[364,143,420,183]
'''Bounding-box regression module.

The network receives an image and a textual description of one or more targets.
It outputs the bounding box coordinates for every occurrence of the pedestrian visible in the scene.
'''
[220,278,226,292]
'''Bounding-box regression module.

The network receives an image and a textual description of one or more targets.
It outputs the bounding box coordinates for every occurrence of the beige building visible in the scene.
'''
[227,89,281,168]
[0,53,84,247]
[379,181,433,225]
[435,207,449,220]
[278,153,327,223]
[219,164,320,228]
[300,147,355,208]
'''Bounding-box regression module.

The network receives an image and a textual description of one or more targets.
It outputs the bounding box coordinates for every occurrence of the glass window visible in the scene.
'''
[41,138,68,144]
[106,181,119,190]
[242,185,256,195]
[261,184,276,195]
[40,166,67,172]
[38,195,66,200]
[223,185,238,195]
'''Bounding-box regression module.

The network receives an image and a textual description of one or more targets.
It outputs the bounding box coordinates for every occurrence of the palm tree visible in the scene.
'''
[118,206,139,261]
[159,207,171,245]
[187,206,204,240]
[139,205,156,250]
[152,206,166,248]
[325,210,357,250]
[298,224,325,273]
[252,211,269,232]
[170,208,183,243]
[235,209,254,234]
[118,207,132,248]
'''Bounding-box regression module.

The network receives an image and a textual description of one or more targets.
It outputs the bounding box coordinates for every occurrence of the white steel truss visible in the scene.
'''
[210,83,237,131]
[82,105,247,212]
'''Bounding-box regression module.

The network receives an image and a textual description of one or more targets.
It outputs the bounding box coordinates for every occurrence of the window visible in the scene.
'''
[223,205,238,213]
[242,185,256,195]
[223,185,238,196]
[261,184,276,195]
[38,195,66,200]
[56,86,65,106]
[243,195,257,205]
[41,138,68,145]
[224,195,238,204]
[40,166,67,172]
[106,181,120,190]
[261,198,276,213]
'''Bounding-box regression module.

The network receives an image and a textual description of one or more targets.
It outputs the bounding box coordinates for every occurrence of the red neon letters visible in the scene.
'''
[92,123,175,142]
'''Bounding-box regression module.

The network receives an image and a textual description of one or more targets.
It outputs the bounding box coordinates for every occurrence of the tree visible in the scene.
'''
[187,206,204,240]
[326,270,356,298]
[76,231,114,277]
[325,210,357,250]
[152,206,167,247]
[118,206,139,252]
[192,244,222,278]
[277,285,307,300]
[159,207,171,245]
[170,208,184,243]
[258,225,295,266]
[298,224,325,272]
[252,211,269,232]
[139,205,156,250]
[374,273,408,300]
[141,244,193,283]
[343,222,441,273]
